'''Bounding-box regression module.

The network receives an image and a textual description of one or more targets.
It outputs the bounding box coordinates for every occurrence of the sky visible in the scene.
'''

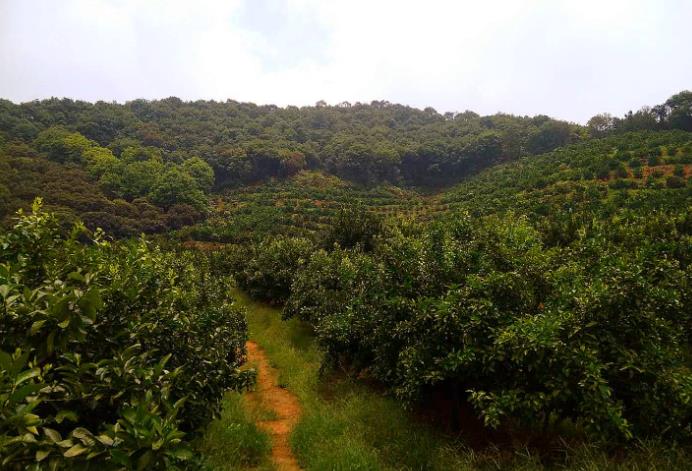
[0,0,690,123]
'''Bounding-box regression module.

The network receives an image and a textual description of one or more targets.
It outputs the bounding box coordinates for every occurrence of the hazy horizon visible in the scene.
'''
[2,0,691,124]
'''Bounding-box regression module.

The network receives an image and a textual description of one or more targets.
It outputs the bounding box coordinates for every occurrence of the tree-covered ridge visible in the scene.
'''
[1,92,690,236]
[177,130,691,243]
[0,97,581,188]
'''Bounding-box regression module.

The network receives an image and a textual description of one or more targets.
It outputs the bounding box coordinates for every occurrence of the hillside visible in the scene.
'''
[2,93,691,238]
[175,130,691,244]
[440,130,692,220]
[180,171,431,242]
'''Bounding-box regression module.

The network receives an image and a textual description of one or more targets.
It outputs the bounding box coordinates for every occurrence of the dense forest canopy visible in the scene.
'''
[1,91,690,236]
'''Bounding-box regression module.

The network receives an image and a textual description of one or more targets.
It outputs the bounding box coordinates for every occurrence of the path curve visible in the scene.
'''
[246,341,302,471]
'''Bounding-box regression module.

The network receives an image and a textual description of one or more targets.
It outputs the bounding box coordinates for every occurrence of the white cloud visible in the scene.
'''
[0,0,690,122]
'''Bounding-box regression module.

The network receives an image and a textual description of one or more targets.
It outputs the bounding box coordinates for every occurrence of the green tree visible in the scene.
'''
[100,158,164,200]
[587,113,615,137]
[150,166,208,210]
[182,156,214,192]
[665,90,692,131]
[34,126,96,163]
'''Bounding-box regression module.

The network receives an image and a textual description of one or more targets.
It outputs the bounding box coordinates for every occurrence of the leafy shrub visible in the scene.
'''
[666,175,686,188]
[0,200,253,469]
[321,205,383,252]
[628,158,642,168]
[609,179,637,189]
[222,236,314,303]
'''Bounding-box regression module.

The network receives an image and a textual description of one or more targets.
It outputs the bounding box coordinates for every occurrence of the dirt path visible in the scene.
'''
[245,341,302,471]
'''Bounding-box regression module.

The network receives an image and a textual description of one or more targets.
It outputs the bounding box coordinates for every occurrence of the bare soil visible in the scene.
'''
[245,341,302,471]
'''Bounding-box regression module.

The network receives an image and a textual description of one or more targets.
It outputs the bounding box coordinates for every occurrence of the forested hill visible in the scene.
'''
[0,91,691,235]
[0,96,584,189]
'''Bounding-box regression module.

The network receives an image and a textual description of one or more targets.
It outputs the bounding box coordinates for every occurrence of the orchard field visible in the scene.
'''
[1,93,691,469]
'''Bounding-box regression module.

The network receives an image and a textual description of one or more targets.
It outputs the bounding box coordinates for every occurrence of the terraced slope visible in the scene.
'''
[438,130,692,219]
[180,130,691,243]
[180,171,432,241]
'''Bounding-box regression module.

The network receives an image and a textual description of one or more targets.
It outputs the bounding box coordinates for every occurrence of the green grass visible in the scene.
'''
[196,391,273,470]
[223,288,692,471]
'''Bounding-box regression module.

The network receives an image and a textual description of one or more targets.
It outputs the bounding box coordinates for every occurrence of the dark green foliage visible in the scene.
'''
[588,90,692,134]
[277,129,692,444]
[0,201,253,469]
[665,91,692,131]
[667,175,686,188]
[221,236,314,303]
[648,154,661,166]
[284,211,692,441]
[150,166,208,211]
[180,171,426,243]
[0,150,170,236]
[0,96,580,193]
[440,131,691,222]
[321,205,382,251]
[2,92,689,236]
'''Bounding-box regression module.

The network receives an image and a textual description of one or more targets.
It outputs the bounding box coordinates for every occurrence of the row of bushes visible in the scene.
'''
[227,206,691,442]
[0,201,252,469]
[216,206,383,302]
[286,211,691,440]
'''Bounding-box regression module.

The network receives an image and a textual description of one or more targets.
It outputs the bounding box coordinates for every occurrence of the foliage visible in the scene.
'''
[440,130,692,224]
[0,95,583,196]
[2,93,689,235]
[149,166,207,211]
[221,236,314,304]
[179,171,426,243]
[587,90,692,135]
[284,211,692,441]
[321,204,383,251]
[0,201,253,469]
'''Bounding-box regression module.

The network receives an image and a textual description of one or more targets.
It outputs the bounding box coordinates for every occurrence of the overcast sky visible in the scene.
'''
[1,0,690,123]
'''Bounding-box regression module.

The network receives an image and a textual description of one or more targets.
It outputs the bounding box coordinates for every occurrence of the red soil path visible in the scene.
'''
[245,341,302,471]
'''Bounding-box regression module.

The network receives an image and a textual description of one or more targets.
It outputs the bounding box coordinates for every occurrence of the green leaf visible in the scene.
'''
[72,427,96,446]
[55,410,78,424]
[0,350,12,371]
[67,272,85,282]
[63,443,88,458]
[136,450,153,470]
[30,320,47,334]
[23,413,41,426]
[56,439,74,448]
[168,447,193,460]
[43,428,62,443]
[96,434,114,447]
[10,383,42,403]
[36,449,50,462]
[15,368,40,386]
[109,449,130,466]
[121,408,136,424]
[86,450,105,460]
[79,289,103,319]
